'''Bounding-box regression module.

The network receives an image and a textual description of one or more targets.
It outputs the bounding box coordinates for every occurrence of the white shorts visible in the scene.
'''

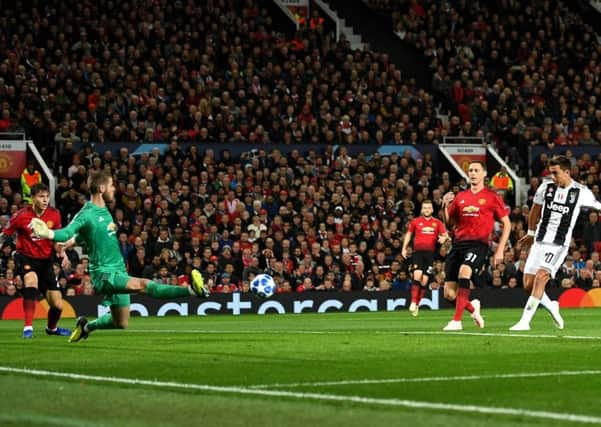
[524,242,569,278]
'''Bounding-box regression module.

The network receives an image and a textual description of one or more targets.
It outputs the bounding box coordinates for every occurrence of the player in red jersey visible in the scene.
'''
[441,161,511,331]
[1,183,71,338]
[401,200,449,317]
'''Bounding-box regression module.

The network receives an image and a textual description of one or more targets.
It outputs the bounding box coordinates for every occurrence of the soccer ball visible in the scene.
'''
[250,273,276,298]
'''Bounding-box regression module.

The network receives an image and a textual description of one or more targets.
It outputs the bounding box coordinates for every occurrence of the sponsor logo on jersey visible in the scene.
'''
[107,222,117,236]
[462,205,480,213]
[421,226,435,234]
[546,202,570,214]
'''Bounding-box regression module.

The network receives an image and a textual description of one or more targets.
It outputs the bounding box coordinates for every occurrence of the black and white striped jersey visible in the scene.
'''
[533,178,601,246]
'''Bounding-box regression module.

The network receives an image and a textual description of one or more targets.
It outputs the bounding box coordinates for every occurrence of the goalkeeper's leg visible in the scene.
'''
[124,274,208,299]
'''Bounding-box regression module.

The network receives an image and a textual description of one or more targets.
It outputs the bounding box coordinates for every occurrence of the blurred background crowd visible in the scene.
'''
[0,0,600,296]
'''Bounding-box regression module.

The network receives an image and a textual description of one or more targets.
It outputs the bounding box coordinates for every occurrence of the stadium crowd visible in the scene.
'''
[367,0,601,175]
[0,0,600,296]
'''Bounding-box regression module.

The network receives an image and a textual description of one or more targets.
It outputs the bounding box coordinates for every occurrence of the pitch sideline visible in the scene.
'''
[126,328,601,340]
[248,369,601,389]
[1,366,600,425]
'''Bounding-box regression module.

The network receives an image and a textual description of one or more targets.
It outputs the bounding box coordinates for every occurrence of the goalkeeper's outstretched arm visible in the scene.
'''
[30,210,87,242]
[29,218,54,239]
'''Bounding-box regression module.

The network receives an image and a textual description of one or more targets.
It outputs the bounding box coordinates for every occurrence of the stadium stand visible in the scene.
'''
[0,0,599,295]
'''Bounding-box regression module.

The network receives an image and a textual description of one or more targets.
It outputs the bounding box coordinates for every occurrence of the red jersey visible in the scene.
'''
[408,216,447,252]
[447,187,507,244]
[3,206,61,259]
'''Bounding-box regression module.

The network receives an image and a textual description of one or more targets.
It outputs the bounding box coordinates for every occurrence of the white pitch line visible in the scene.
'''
[0,413,110,427]
[248,369,601,389]
[1,367,601,425]
[125,329,601,340]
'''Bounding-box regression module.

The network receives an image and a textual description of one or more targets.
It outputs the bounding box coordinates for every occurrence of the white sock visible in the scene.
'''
[538,292,554,313]
[518,296,541,325]
[23,326,33,331]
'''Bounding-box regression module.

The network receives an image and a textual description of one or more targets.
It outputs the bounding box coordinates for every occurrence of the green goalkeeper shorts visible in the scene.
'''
[92,270,131,308]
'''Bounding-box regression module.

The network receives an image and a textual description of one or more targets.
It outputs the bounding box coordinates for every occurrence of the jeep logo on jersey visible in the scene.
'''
[546,202,570,214]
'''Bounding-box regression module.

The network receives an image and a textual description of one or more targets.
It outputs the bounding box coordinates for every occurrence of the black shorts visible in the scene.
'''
[14,253,59,293]
[409,251,435,277]
[444,240,489,282]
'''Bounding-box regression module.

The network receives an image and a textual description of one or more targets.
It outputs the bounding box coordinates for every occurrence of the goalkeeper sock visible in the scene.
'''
[146,281,191,299]
[87,313,114,331]
[22,287,37,328]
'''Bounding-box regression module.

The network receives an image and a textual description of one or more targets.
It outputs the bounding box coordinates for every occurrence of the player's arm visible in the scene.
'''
[1,211,20,240]
[519,181,546,247]
[401,229,413,260]
[0,230,10,246]
[30,209,87,242]
[580,188,601,213]
[441,192,455,228]
[527,203,542,235]
[438,231,450,245]
[0,211,22,246]
[54,241,72,269]
[517,202,542,249]
[437,219,450,244]
[493,215,512,267]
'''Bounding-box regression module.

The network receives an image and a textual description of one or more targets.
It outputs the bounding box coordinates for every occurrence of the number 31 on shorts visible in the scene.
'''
[464,252,477,263]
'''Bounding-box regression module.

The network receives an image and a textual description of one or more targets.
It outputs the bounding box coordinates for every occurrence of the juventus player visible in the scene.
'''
[510,156,601,331]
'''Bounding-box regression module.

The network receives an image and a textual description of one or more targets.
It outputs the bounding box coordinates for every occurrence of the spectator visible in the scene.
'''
[20,160,41,205]
[583,211,601,255]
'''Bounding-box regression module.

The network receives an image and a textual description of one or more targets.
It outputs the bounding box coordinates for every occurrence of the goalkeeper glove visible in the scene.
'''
[29,218,55,239]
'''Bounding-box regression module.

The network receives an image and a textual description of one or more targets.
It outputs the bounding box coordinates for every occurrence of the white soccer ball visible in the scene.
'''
[250,273,276,298]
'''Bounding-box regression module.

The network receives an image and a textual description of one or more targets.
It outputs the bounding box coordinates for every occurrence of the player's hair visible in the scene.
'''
[421,199,433,206]
[548,155,571,171]
[30,182,49,196]
[88,170,111,195]
[468,160,487,170]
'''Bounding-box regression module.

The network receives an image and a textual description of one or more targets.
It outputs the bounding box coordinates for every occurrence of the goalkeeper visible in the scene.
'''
[30,170,209,343]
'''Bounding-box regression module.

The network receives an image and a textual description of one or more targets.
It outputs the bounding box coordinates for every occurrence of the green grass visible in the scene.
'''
[1,308,601,426]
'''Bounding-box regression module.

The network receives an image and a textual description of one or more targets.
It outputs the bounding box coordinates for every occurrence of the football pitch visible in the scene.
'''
[1,308,601,427]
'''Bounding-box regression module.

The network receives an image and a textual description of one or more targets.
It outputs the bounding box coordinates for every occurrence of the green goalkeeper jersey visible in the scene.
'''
[53,201,126,274]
